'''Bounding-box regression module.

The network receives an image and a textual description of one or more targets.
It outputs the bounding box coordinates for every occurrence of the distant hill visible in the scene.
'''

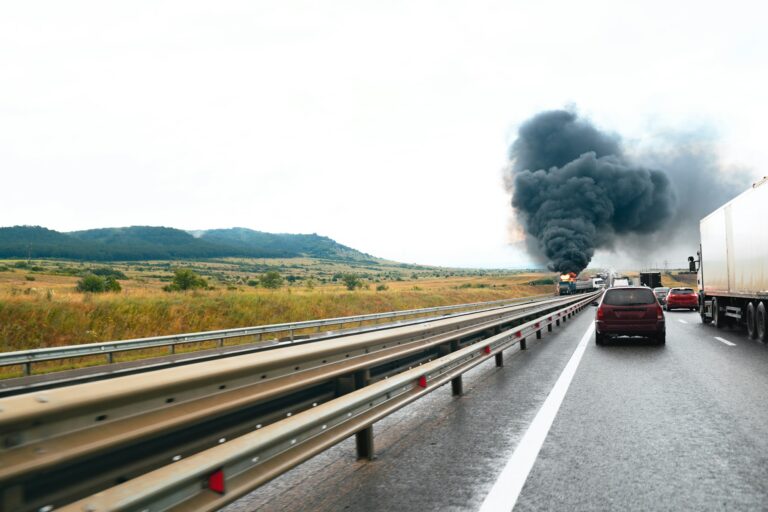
[0,225,378,262]
[198,228,374,261]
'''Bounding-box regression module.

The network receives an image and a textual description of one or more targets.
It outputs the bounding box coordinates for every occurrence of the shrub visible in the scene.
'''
[76,274,122,293]
[163,268,208,292]
[342,274,362,291]
[247,280,259,287]
[104,276,122,292]
[13,261,29,269]
[260,271,284,289]
[90,267,128,280]
[376,284,388,291]
[25,275,36,281]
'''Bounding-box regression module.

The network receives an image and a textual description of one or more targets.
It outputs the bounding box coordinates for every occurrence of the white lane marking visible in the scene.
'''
[715,336,736,346]
[678,319,688,324]
[479,322,595,512]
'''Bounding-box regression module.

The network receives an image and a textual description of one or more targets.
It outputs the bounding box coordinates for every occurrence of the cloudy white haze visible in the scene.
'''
[1,1,766,268]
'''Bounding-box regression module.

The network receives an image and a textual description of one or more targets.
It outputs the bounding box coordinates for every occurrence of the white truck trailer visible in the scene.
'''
[690,176,768,340]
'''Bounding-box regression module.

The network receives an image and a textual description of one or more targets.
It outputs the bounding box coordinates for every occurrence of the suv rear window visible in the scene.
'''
[671,288,695,294]
[603,288,656,305]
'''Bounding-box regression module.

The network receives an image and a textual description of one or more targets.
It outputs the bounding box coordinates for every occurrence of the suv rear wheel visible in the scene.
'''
[595,332,605,345]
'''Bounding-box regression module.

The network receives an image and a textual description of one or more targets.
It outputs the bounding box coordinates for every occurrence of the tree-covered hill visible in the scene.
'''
[0,225,378,262]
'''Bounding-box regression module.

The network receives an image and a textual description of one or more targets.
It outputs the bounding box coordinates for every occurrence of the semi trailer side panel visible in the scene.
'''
[700,179,768,298]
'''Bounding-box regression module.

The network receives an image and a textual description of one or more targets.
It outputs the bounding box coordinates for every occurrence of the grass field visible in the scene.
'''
[0,258,554,353]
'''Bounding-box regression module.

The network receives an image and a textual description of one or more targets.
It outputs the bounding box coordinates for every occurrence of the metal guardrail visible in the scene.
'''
[0,294,553,375]
[57,292,599,512]
[0,292,596,511]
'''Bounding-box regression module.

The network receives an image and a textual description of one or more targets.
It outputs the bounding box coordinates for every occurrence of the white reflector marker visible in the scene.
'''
[715,336,736,346]
[479,323,594,512]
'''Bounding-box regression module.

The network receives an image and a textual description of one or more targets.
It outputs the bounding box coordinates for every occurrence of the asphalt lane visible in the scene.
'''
[224,308,768,511]
[515,309,768,511]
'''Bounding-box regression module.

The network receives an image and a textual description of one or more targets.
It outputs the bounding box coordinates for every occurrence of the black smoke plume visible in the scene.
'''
[506,110,676,273]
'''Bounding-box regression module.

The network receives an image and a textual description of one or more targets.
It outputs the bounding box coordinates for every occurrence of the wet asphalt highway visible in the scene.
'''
[224,307,768,512]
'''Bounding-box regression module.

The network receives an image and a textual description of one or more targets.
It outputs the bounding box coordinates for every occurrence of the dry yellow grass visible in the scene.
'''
[0,267,553,353]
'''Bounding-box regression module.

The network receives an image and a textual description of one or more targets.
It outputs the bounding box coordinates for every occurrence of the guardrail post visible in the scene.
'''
[548,323,553,332]
[22,362,31,376]
[536,329,542,339]
[106,352,114,364]
[169,344,176,355]
[289,329,294,341]
[448,339,463,395]
[495,352,503,367]
[218,338,224,348]
[520,338,527,350]
[353,369,375,460]
[451,375,463,396]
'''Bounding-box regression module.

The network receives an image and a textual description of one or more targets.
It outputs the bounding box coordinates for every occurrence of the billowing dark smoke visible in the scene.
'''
[507,110,676,273]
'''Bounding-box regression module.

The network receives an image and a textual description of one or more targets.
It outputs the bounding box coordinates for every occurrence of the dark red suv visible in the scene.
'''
[595,287,665,345]
[664,287,698,311]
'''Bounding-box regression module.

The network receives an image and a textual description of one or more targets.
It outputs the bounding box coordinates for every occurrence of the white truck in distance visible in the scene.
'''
[691,176,768,340]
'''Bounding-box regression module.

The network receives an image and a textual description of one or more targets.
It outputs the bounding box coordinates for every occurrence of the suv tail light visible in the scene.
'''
[656,303,664,319]
[597,306,604,320]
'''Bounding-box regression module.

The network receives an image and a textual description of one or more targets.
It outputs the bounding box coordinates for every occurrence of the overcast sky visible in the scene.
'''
[1,1,766,268]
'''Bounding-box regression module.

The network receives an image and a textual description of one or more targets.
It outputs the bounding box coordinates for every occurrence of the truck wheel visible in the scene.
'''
[595,332,605,345]
[746,302,757,339]
[657,332,666,345]
[757,302,767,342]
[712,298,721,327]
[700,298,712,324]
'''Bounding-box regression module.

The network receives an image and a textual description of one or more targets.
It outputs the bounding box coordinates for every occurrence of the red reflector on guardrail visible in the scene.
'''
[208,469,225,494]
[418,376,427,388]
[484,346,491,354]
[515,331,522,338]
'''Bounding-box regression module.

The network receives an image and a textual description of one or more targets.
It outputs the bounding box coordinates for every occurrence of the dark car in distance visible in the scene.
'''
[653,286,670,305]
[595,286,665,345]
[665,287,698,311]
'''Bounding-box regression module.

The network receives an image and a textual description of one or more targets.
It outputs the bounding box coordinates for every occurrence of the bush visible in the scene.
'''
[163,268,208,292]
[376,284,388,291]
[76,274,122,293]
[246,280,259,287]
[90,267,128,280]
[528,278,555,286]
[25,275,36,281]
[342,274,362,291]
[13,261,29,269]
[260,271,284,289]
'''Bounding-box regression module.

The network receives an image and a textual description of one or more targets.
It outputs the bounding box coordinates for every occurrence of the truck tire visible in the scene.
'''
[712,298,722,328]
[757,302,767,342]
[595,332,605,345]
[700,296,712,324]
[746,302,757,339]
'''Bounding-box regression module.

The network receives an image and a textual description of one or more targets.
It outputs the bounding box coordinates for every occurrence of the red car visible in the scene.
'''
[664,287,698,311]
[595,286,665,345]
